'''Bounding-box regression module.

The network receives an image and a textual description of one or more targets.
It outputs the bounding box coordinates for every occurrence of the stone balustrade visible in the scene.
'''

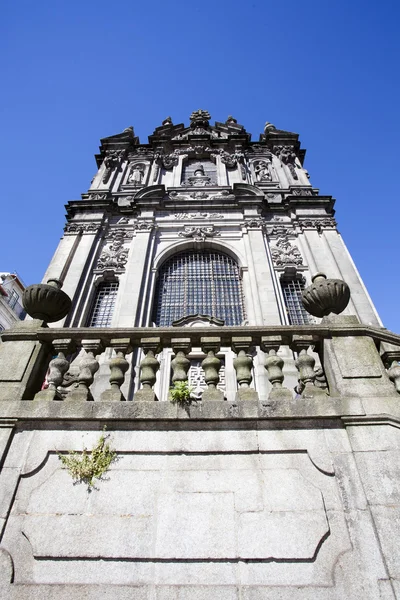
[1,319,400,404]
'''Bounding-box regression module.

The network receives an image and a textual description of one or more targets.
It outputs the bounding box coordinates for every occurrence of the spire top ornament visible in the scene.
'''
[190,109,211,128]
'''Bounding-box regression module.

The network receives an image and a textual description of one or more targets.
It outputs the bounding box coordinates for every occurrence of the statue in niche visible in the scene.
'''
[254,160,272,182]
[128,164,145,185]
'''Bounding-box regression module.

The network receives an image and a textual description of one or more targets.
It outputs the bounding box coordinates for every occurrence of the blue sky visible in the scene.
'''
[1,0,399,330]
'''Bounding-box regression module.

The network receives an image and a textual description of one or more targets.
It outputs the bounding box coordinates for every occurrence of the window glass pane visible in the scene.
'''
[88,281,119,327]
[281,279,311,325]
[154,250,245,326]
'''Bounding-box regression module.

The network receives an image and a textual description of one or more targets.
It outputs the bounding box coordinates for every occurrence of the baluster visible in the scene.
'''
[232,336,258,401]
[387,361,400,393]
[291,335,327,399]
[101,338,131,402]
[35,339,76,401]
[134,337,161,402]
[68,339,104,402]
[381,348,400,394]
[261,335,292,401]
[171,338,191,383]
[201,337,224,401]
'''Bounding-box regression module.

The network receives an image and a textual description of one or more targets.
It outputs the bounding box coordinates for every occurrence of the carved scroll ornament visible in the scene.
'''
[178,225,220,242]
[270,237,303,267]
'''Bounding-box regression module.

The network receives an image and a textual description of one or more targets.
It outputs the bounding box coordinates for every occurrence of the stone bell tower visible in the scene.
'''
[39,109,381,400]
[1,111,400,600]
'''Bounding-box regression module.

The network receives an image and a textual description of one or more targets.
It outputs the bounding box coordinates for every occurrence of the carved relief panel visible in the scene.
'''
[121,161,150,188]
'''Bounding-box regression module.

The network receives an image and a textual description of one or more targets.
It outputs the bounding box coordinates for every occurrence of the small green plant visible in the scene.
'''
[58,429,116,490]
[169,380,194,406]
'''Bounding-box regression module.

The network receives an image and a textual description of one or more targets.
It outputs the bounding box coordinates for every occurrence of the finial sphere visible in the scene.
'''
[302,273,350,318]
[22,279,72,323]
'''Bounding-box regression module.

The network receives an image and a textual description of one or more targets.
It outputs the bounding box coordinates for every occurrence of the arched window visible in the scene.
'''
[87,281,119,327]
[280,275,311,325]
[153,250,245,326]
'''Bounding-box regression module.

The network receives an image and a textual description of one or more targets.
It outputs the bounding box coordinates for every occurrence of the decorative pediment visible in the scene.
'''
[172,314,224,327]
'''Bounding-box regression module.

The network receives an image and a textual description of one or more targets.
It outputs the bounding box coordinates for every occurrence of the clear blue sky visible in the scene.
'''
[1,1,399,330]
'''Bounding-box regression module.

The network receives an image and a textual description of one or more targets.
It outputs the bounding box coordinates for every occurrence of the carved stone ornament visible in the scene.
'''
[266,224,295,237]
[178,225,220,242]
[106,228,134,242]
[253,158,272,182]
[174,212,224,220]
[291,188,313,196]
[102,149,126,184]
[128,147,154,160]
[127,163,146,185]
[273,145,298,180]
[134,221,154,231]
[244,218,264,229]
[270,237,303,267]
[23,279,72,323]
[88,192,108,200]
[190,109,211,127]
[302,272,350,318]
[97,233,129,271]
[64,222,100,235]
[299,218,337,231]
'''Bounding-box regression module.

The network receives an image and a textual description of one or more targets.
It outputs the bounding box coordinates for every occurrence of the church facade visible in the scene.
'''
[0,111,400,599]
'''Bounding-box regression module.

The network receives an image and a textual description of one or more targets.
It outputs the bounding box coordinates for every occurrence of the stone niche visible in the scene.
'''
[1,427,351,588]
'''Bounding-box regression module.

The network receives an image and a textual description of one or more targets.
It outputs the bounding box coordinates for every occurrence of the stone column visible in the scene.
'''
[246,227,281,324]
[113,227,155,327]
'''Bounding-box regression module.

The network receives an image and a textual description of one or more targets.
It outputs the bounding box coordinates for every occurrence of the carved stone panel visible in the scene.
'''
[270,237,303,267]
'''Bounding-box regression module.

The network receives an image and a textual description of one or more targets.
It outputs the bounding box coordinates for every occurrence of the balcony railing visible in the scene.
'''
[1,321,400,405]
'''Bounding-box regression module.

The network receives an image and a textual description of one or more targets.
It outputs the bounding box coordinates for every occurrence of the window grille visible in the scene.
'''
[154,250,245,326]
[87,281,119,327]
[281,278,311,325]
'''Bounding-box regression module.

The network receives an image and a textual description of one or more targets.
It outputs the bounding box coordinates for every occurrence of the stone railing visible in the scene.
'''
[1,319,400,404]
[1,272,399,406]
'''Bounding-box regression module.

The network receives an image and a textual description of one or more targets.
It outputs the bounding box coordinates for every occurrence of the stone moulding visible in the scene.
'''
[64,222,100,235]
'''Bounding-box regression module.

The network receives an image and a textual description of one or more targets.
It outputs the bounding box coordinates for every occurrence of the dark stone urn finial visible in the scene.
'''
[301,272,350,318]
[22,278,72,323]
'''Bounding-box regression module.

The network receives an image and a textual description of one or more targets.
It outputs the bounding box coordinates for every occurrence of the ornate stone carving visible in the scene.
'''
[190,109,211,127]
[185,164,212,187]
[274,145,298,180]
[97,233,129,271]
[105,229,134,242]
[64,222,100,234]
[302,273,350,318]
[88,193,108,200]
[220,151,237,168]
[134,221,155,231]
[210,190,235,200]
[127,163,145,185]
[102,150,125,184]
[162,152,179,169]
[178,225,220,242]
[174,212,224,220]
[254,158,272,182]
[128,147,154,160]
[244,218,264,229]
[292,188,313,196]
[190,191,209,199]
[270,237,303,267]
[265,224,295,237]
[299,218,337,231]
